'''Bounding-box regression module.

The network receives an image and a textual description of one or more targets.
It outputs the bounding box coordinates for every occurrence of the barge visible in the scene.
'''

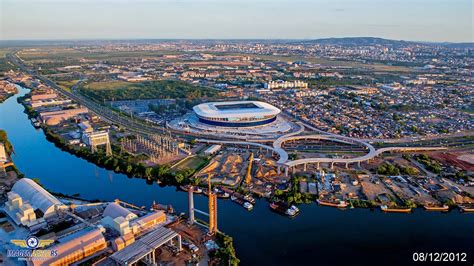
[317,199,348,208]
[459,204,474,213]
[180,185,203,194]
[380,205,412,213]
[231,195,253,210]
[423,205,449,211]
[269,201,299,217]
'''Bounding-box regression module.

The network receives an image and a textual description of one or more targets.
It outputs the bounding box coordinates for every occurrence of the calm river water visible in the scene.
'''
[0,86,472,266]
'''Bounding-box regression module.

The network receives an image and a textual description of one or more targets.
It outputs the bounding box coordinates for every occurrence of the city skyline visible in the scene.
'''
[1,0,472,42]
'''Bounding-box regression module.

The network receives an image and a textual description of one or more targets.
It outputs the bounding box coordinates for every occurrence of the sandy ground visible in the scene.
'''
[457,154,474,164]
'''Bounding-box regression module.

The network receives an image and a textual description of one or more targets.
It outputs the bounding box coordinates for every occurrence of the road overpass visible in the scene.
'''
[197,133,446,177]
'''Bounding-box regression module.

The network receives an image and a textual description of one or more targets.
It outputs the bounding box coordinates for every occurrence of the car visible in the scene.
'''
[183,240,199,253]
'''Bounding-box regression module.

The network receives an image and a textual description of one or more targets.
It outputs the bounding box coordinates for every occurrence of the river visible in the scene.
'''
[0,86,472,266]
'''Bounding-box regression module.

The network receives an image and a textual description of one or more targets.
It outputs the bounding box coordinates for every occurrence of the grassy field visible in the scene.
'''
[227,53,416,73]
[16,46,417,74]
[264,55,414,72]
[19,48,183,61]
[84,80,132,90]
[0,49,10,58]
[79,80,218,101]
[56,80,80,91]
[171,156,209,173]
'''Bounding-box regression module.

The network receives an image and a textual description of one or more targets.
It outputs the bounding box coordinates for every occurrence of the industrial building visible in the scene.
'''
[39,107,88,126]
[204,144,221,155]
[81,130,112,155]
[1,178,218,265]
[0,143,7,163]
[193,101,281,127]
[4,178,65,228]
[100,202,167,253]
[110,226,182,266]
[30,227,108,266]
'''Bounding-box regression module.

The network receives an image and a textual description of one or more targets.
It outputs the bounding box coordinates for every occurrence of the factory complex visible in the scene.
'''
[1,178,222,265]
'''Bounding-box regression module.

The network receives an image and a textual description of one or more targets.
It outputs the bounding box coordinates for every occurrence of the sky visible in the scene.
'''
[0,0,472,42]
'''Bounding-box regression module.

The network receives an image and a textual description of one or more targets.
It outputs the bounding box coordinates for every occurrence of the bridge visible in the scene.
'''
[197,131,447,177]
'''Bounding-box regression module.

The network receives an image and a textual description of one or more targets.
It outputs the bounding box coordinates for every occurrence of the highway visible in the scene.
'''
[7,52,171,137]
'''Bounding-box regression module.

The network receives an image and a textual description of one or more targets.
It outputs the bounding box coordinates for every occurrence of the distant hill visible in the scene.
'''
[295,37,473,48]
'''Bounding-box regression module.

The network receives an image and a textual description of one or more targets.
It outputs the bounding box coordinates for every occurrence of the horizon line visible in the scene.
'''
[1,36,473,45]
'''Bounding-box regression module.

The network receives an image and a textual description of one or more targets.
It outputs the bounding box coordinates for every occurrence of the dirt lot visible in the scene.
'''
[166,221,212,265]
[198,151,250,186]
[384,178,439,206]
[339,174,363,200]
[430,151,474,171]
[359,175,398,204]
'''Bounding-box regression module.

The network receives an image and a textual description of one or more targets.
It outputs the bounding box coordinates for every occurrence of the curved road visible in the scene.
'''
[197,132,446,176]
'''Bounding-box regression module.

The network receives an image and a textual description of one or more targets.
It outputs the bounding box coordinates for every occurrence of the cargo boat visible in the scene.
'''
[269,201,299,217]
[203,188,230,199]
[218,186,255,202]
[179,185,203,194]
[231,195,253,210]
[243,202,254,211]
[30,118,41,128]
[230,191,256,204]
[459,204,474,213]
[423,205,449,211]
[317,199,348,208]
[380,205,412,213]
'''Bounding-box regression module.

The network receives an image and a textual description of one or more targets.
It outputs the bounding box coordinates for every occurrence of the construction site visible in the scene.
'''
[195,146,281,193]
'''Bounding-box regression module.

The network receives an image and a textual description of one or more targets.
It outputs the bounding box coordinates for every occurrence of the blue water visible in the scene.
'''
[1,86,473,266]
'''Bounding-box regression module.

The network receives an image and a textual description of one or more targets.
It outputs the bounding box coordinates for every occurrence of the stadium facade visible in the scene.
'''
[193,101,281,127]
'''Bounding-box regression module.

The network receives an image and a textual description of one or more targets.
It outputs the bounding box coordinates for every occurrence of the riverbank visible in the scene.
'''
[0,80,17,103]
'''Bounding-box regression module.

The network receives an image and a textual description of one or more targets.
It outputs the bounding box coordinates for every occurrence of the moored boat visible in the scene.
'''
[269,201,298,217]
[459,204,474,213]
[30,118,41,128]
[380,205,412,213]
[204,188,230,198]
[232,191,256,204]
[243,202,254,211]
[179,185,203,194]
[231,196,253,210]
[424,205,449,211]
[317,199,348,208]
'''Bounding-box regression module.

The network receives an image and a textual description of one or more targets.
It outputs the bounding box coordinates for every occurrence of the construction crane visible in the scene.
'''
[69,202,107,213]
[207,175,218,235]
[114,199,145,211]
[245,152,254,185]
[54,205,96,228]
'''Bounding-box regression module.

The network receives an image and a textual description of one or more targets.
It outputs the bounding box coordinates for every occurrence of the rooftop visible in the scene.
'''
[193,101,280,119]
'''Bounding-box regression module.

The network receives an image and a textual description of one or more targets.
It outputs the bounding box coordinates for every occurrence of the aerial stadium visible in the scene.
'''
[168,100,297,140]
[192,101,281,127]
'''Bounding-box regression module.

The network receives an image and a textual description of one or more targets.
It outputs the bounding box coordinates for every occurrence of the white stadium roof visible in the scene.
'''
[193,101,280,119]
